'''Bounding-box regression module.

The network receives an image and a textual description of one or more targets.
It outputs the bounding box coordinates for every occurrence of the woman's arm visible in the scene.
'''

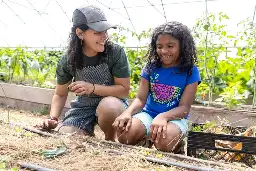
[68,77,130,99]
[49,82,70,119]
[93,77,130,99]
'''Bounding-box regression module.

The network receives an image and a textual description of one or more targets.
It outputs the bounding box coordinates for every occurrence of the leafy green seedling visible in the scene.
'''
[40,145,67,159]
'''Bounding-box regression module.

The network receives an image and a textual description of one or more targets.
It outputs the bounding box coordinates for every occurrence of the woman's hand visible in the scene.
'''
[150,115,168,143]
[35,118,58,130]
[68,81,95,96]
[112,112,132,132]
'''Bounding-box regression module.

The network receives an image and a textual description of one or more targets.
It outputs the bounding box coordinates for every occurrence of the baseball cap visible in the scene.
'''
[72,5,117,32]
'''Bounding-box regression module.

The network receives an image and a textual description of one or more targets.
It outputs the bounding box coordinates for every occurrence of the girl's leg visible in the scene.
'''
[154,119,187,152]
[117,112,152,145]
[117,118,146,145]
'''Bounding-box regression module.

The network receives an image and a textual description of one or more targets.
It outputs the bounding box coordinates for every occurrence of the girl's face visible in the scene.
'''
[82,29,108,56]
[156,34,180,68]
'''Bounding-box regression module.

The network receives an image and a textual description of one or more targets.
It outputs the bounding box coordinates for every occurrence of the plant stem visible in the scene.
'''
[204,0,212,105]
[253,55,256,107]
[252,6,256,106]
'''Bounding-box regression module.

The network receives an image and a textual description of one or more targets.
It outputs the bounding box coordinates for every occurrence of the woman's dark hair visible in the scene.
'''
[67,25,112,70]
[145,21,197,75]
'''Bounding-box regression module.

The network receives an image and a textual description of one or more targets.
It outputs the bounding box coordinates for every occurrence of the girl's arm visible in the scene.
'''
[124,77,149,115]
[159,82,198,120]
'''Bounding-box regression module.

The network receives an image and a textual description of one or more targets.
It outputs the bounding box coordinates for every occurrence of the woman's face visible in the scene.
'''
[82,29,108,56]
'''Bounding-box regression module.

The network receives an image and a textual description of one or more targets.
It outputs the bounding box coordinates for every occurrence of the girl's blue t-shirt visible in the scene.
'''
[141,65,201,119]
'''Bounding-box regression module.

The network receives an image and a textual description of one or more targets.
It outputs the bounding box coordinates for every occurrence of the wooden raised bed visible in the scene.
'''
[0,83,74,117]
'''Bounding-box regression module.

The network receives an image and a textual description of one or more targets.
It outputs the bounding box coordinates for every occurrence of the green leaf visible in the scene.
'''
[40,146,67,159]
[246,48,252,54]
[227,35,235,39]
[237,47,242,56]
[203,24,209,31]
[11,167,19,171]
[221,31,226,36]
[0,161,6,169]
[234,40,238,47]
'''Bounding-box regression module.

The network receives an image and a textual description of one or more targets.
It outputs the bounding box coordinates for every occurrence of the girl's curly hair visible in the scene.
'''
[145,21,197,75]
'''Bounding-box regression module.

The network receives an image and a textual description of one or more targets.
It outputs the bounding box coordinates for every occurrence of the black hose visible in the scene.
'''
[19,163,57,171]
[145,156,225,171]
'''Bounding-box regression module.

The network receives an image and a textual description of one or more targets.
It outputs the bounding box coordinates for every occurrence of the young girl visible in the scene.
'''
[113,21,201,152]
[38,5,130,141]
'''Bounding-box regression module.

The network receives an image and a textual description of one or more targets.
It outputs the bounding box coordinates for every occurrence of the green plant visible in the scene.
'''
[0,12,255,110]
[110,27,150,98]
[0,161,18,171]
[193,12,235,105]
[191,121,217,132]
[0,161,6,169]
[0,47,60,88]
[235,18,256,106]
[215,81,246,109]
[195,82,209,102]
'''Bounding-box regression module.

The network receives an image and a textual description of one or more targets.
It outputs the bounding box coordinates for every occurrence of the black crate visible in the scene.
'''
[187,129,256,167]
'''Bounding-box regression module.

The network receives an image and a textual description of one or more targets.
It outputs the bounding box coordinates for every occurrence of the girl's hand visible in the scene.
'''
[150,115,168,143]
[68,81,94,96]
[112,112,132,132]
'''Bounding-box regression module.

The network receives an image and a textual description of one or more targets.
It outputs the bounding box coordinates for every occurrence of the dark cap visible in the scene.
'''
[72,5,117,32]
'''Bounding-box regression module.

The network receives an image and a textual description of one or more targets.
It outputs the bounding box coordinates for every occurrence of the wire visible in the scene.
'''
[94,0,129,20]
[0,45,247,49]
[2,0,26,24]
[121,0,137,34]
[6,0,46,13]
[26,0,64,43]
[160,0,167,22]
[146,0,165,17]
[54,0,71,22]
[2,0,26,45]
[112,0,220,9]
[0,37,9,46]
[0,20,10,46]
[42,0,52,14]
[253,5,256,24]
[0,19,8,28]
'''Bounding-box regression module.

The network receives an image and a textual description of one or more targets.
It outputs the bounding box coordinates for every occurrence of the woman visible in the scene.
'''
[39,5,130,141]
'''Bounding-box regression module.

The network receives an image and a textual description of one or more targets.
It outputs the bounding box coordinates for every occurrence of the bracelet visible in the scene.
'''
[50,116,58,122]
[92,83,95,94]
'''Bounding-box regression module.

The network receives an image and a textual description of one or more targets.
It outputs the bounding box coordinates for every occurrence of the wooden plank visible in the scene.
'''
[0,83,76,108]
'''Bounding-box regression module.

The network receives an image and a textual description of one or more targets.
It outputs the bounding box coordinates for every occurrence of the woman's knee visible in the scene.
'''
[96,96,126,120]
[117,118,146,145]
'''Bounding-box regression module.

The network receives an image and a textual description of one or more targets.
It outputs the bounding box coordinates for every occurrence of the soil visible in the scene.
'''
[0,107,254,171]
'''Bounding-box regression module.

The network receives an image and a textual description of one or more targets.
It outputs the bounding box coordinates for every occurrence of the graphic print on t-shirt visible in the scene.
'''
[150,73,181,105]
